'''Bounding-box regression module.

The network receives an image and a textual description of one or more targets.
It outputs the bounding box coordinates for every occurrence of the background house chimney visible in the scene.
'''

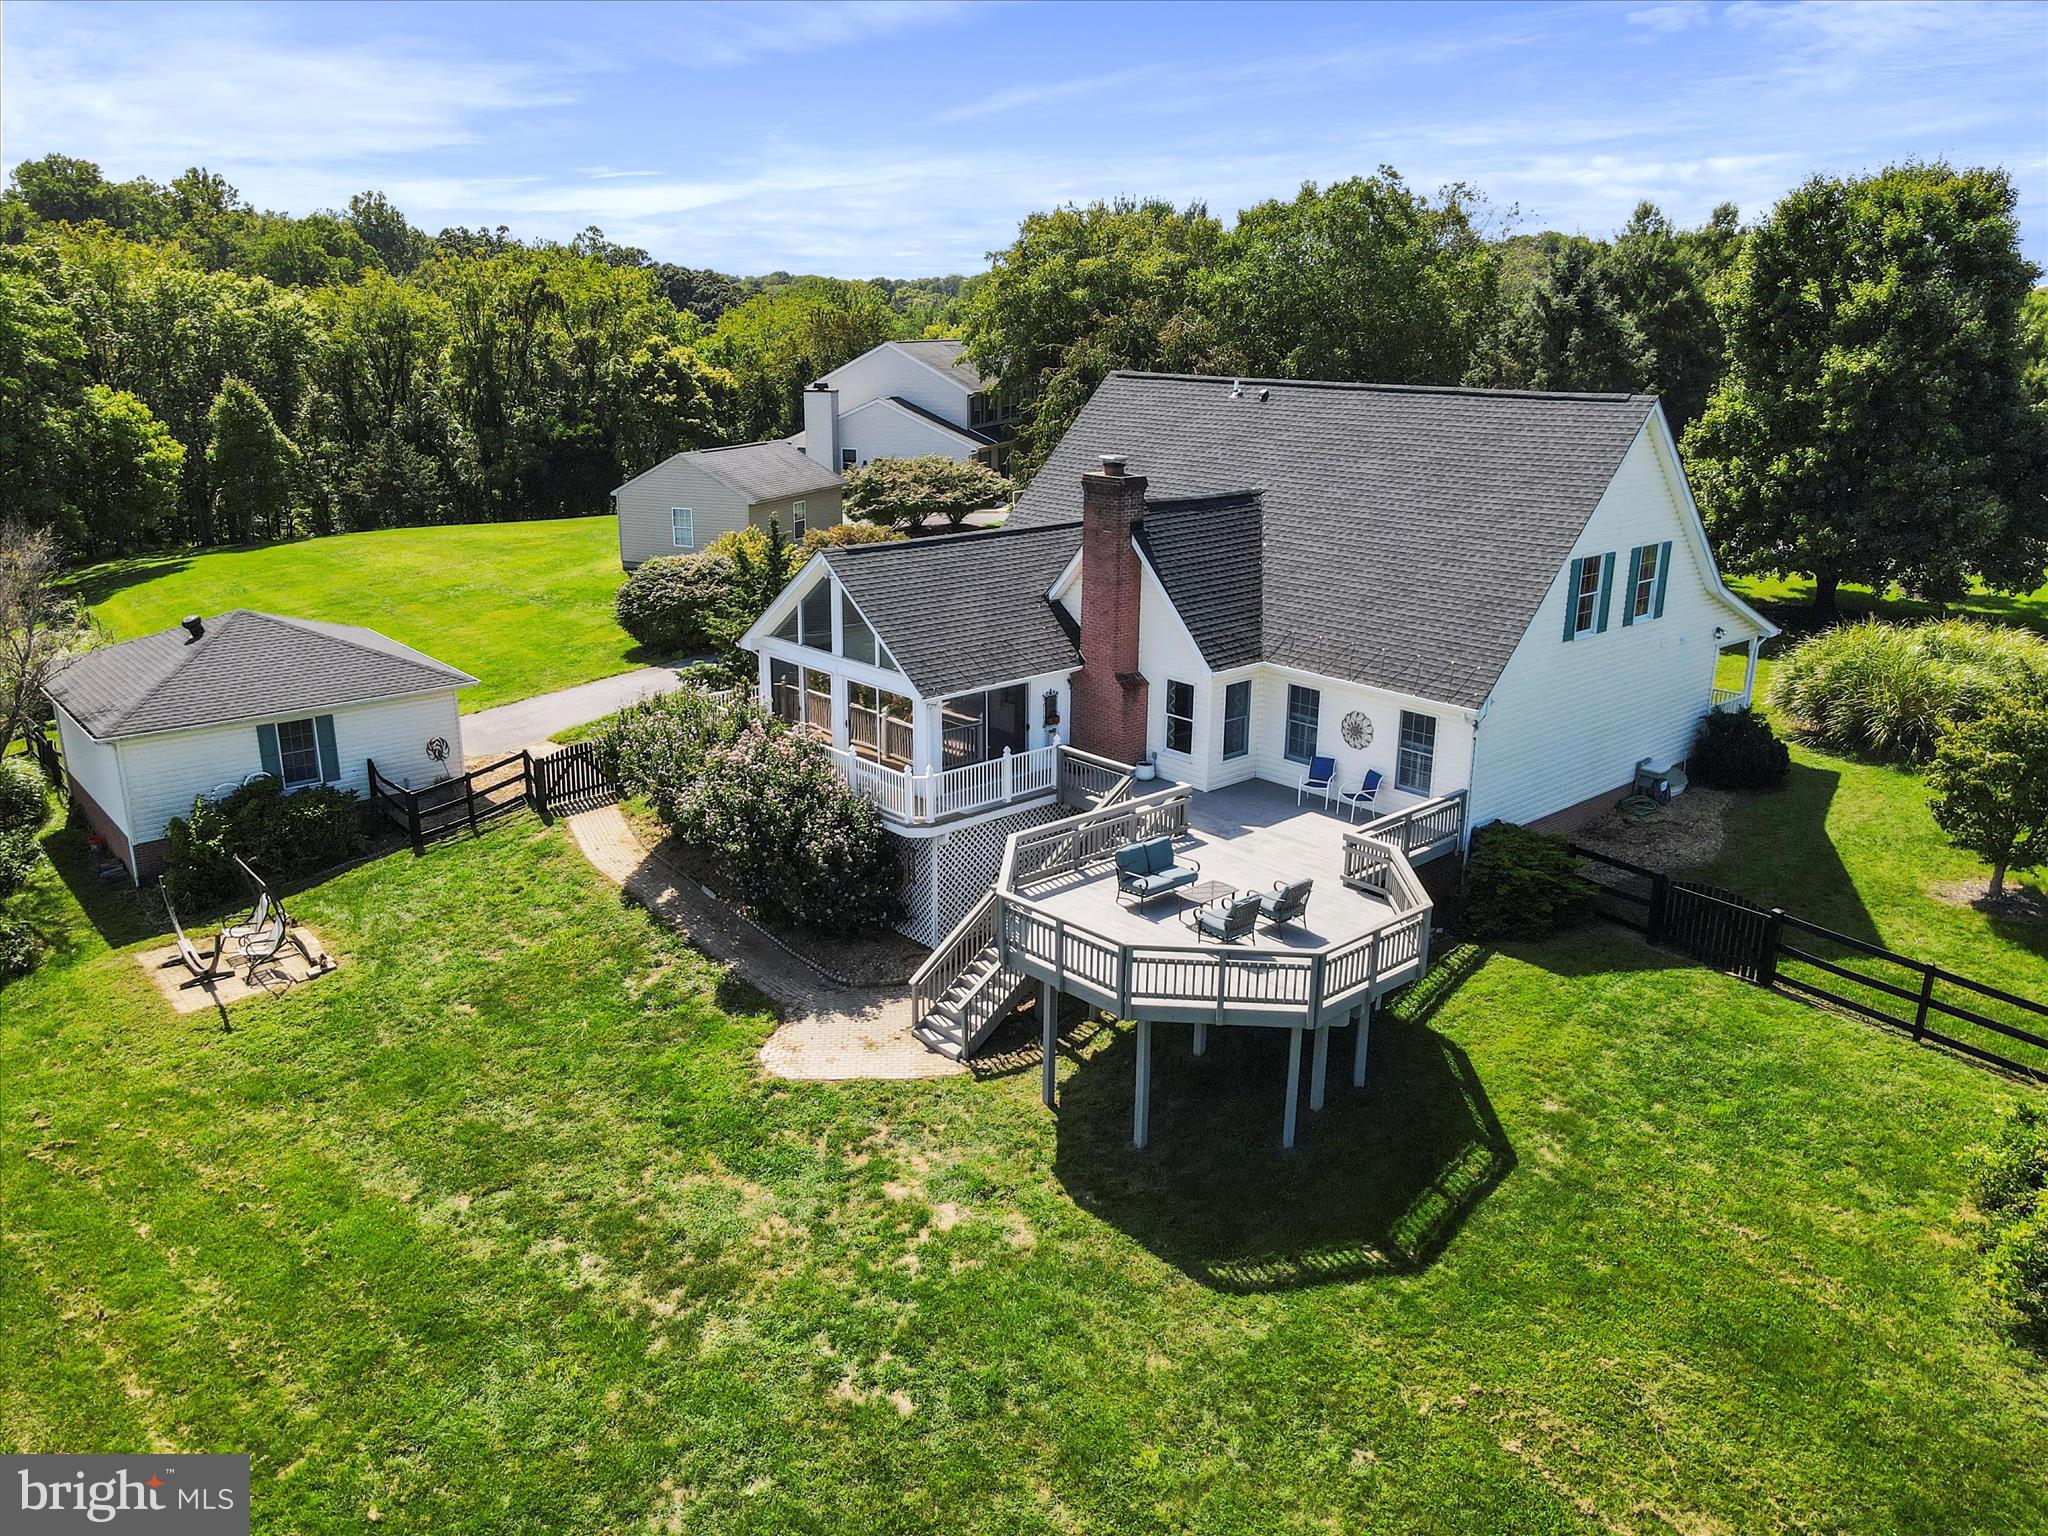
[181,615,205,641]
[803,383,841,468]
[1071,453,1150,764]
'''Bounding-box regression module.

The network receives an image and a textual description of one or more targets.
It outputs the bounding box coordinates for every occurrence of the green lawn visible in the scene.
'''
[68,519,641,712]
[5,786,2046,1531]
[1729,573,2048,635]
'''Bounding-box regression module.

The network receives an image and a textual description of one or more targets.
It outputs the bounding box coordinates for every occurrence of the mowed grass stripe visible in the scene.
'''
[68,518,643,712]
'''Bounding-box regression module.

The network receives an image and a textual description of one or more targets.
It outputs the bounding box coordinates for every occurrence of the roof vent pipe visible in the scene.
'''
[181,615,205,641]
[1230,378,1244,398]
[1098,453,1127,477]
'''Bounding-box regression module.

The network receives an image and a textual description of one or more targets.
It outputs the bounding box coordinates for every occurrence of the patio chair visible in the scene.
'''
[223,890,271,944]
[1256,878,1314,932]
[158,881,230,990]
[1114,837,1201,907]
[1182,890,1262,944]
[1336,769,1384,822]
[1298,755,1337,806]
[235,906,291,974]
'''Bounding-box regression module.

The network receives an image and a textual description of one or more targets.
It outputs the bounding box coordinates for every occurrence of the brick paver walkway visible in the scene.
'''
[564,802,964,1081]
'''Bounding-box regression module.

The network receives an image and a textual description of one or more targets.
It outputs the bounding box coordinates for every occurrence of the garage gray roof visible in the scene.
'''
[823,524,1081,698]
[1010,373,1657,709]
[44,610,476,739]
[673,441,842,503]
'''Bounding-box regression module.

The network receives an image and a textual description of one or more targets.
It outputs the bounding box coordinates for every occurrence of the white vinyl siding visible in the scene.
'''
[1468,421,1757,829]
[115,690,464,845]
[52,704,128,836]
[835,396,984,468]
[817,343,976,424]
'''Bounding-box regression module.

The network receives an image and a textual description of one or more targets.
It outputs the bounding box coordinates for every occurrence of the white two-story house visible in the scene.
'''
[799,339,1015,474]
[742,372,1775,945]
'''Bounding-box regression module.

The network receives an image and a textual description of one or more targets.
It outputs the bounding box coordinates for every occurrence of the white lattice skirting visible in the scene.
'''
[889,803,1075,947]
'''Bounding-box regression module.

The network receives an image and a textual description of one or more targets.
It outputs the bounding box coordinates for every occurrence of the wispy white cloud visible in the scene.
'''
[931,65,1170,126]
[672,1,973,68]
[1626,2,1711,35]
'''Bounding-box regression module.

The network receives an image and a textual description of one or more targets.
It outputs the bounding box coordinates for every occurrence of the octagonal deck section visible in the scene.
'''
[1021,778,1404,955]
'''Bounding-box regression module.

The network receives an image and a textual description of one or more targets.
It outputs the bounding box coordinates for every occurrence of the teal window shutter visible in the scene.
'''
[314,714,340,782]
[1561,557,1582,642]
[256,722,282,780]
[1653,540,1672,619]
[1595,551,1616,633]
[1622,546,1643,627]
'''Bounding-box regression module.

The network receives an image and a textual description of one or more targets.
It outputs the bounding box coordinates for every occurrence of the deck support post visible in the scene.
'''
[1309,1022,1329,1112]
[1133,1018,1153,1149]
[1039,981,1058,1109]
[1282,1024,1304,1149]
[1352,1001,1371,1088]
[1192,1019,1208,1057]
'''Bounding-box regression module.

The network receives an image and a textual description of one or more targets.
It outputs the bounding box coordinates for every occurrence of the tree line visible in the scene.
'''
[0,154,965,557]
[2,152,2043,613]
[958,164,2048,614]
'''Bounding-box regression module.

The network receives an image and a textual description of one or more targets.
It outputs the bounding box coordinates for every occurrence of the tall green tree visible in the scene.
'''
[64,384,185,554]
[617,335,734,476]
[964,198,1227,477]
[1473,240,1653,394]
[1599,201,1726,431]
[1683,164,2048,615]
[207,376,299,542]
[0,258,86,531]
[1214,171,1501,387]
[702,277,897,439]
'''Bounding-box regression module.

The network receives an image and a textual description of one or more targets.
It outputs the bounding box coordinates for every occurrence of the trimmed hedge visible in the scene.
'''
[614,552,735,659]
[1689,708,1791,790]
[1975,1103,2048,1338]
[0,757,48,837]
[163,778,366,910]
[1459,821,1592,941]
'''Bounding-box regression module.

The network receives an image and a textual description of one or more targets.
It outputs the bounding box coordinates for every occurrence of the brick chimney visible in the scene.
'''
[1071,454,1150,765]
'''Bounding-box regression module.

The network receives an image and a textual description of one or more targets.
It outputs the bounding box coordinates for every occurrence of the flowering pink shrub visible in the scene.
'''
[671,722,899,931]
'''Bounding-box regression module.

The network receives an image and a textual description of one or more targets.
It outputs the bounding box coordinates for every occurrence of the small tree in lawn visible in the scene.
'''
[844,455,1012,532]
[0,520,95,757]
[1927,691,2048,900]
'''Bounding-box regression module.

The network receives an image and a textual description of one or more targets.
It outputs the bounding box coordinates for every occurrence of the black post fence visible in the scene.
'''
[365,744,616,857]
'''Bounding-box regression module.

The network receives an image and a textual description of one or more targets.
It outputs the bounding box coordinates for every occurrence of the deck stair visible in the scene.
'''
[911,941,1033,1059]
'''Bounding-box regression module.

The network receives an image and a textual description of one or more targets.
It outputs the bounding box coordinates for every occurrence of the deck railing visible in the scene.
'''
[910,888,999,1027]
[1710,685,1747,711]
[1056,745,1136,809]
[826,741,1065,825]
[986,785,1440,1033]
[1349,789,1467,867]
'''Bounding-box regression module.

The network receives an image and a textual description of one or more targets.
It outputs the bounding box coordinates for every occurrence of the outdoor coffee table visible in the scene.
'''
[1180,879,1238,913]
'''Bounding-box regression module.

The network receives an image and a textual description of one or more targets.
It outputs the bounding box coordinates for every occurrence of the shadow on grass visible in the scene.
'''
[39,819,160,951]
[1051,944,1512,1293]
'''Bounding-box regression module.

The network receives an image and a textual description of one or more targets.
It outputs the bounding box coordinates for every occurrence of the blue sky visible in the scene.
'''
[5,0,2045,276]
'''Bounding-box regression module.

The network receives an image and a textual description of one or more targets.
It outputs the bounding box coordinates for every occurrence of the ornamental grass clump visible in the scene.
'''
[1767,620,2048,761]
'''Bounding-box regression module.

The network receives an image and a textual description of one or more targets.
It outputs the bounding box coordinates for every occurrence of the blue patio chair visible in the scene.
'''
[1114,837,1201,906]
[1256,878,1313,932]
[1337,768,1384,822]
[1298,754,1337,806]
[1182,890,1262,944]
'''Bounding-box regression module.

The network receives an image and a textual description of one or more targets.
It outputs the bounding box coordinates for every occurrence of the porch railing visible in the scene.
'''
[1711,685,1747,711]
[827,741,1064,825]
[1056,745,1136,810]
[1349,789,1467,868]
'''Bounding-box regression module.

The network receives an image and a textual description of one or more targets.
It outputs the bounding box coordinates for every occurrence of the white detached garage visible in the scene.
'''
[43,610,475,882]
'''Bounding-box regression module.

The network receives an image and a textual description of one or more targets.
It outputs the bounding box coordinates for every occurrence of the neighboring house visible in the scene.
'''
[741,371,1775,945]
[613,440,843,570]
[42,610,474,883]
[800,339,1015,473]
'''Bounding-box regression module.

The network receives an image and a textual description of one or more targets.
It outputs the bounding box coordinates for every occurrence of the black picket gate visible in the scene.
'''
[367,743,617,853]
[1658,880,1774,983]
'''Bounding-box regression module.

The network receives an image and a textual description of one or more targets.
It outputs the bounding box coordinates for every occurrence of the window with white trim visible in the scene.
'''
[1573,556,1602,634]
[1221,679,1250,759]
[1164,679,1195,756]
[799,579,831,652]
[841,448,857,470]
[1284,685,1320,764]
[276,717,322,788]
[1632,544,1659,618]
[1397,711,1436,795]
[670,507,694,548]
[792,500,807,538]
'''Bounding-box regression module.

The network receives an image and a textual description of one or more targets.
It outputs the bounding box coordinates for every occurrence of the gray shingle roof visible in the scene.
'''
[1136,493,1265,671]
[892,339,990,392]
[823,524,1081,698]
[1010,373,1656,709]
[877,394,999,447]
[45,610,476,739]
[683,441,843,502]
